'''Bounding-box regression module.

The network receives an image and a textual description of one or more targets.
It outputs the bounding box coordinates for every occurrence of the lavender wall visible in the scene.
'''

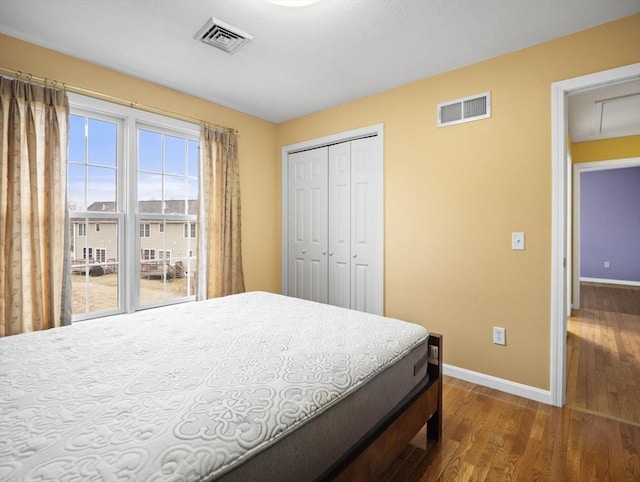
[580,166,640,282]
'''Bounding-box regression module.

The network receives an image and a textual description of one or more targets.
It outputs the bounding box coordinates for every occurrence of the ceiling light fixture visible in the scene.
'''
[266,0,320,7]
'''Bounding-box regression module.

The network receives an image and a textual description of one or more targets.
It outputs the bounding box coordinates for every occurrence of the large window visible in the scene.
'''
[68,94,199,321]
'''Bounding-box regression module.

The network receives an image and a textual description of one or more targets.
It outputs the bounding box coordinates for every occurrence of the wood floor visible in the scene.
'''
[567,282,640,425]
[378,283,640,481]
[379,377,640,481]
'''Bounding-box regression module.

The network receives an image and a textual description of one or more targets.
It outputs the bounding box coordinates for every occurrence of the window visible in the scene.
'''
[184,222,197,238]
[68,93,199,321]
[141,248,156,261]
[140,223,151,238]
[95,248,106,263]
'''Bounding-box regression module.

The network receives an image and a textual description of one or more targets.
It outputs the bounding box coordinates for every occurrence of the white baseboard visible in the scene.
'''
[443,364,552,405]
[580,277,640,287]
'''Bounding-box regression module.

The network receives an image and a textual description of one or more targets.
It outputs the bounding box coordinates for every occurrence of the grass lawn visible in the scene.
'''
[72,272,195,315]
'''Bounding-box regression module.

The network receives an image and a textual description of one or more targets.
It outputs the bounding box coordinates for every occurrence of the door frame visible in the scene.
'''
[550,62,639,407]
[572,157,640,307]
[281,123,384,303]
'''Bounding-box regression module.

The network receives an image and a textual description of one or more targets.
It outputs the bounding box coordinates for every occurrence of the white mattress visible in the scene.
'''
[0,291,428,481]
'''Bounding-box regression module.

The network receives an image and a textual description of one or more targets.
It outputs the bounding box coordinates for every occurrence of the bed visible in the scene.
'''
[0,291,442,481]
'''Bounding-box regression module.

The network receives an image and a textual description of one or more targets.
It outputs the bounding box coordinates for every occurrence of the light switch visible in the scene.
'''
[512,232,525,250]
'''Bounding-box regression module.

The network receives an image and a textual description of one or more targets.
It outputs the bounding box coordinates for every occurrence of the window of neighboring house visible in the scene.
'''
[158,250,171,264]
[141,248,156,261]
[183,222,197,238]
[140,223,151,238]
[68,93,199,322]
[95,248,106,263]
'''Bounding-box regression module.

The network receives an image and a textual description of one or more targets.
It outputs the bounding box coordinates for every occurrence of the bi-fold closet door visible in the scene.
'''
[287,135,383,315]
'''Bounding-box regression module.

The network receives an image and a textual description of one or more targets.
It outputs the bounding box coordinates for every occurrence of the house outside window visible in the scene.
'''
[78,223,86,236]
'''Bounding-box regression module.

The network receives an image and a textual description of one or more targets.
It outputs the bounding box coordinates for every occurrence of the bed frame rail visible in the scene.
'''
[326,333,443,481]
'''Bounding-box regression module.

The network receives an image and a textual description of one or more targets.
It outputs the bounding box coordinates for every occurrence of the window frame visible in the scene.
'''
[68,93,200,321]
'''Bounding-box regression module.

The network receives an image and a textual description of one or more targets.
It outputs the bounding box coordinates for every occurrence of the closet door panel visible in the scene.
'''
[350,137,383,315]
[287,148,328,303]
[328,142,351,309]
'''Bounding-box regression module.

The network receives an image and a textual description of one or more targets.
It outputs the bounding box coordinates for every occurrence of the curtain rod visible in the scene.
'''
[0,67,238,135]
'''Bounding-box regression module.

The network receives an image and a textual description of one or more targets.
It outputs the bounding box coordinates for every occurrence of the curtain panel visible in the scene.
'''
[0,76,71,336]
[198,126,245,299]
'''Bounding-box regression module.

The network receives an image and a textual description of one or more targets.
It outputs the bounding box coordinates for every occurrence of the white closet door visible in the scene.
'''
[287,147,328,303]
[350,136,383,315]
[328,142,351,309]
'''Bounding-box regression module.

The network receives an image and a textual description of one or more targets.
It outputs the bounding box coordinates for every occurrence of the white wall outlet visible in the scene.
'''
[493,326,506,345]
[512,232,525,250]
[604,261,610,269]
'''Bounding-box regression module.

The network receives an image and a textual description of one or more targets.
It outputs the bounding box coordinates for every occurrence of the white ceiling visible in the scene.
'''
[0,0,638,123]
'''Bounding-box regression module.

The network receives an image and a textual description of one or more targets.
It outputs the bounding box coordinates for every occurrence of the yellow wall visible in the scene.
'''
[0,33,281,294]
[572,135,640,163]
[276,14,640,390]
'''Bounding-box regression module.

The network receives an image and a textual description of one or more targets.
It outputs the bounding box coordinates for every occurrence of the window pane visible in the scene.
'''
[88,118,117,167]
[71,217,119,315]
[68,115,85,163]
[188,140,199,177]
[68,164,86,211]
[187,178,198,203]
[165,135,185,175]
[138,172,163,212]
[87,166,116,209]
[164,177,187,212]
[139,129,162,173]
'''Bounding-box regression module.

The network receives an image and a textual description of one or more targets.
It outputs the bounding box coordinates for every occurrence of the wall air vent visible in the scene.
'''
[437,92,491,127]
[195,17,254,54]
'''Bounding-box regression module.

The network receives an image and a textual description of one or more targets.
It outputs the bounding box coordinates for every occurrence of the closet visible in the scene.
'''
[285,133,383,315]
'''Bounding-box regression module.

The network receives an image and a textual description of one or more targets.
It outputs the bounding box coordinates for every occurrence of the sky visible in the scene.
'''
[67,115,198,212]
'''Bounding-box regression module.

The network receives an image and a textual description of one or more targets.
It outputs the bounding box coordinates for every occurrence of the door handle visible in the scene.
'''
[329,252,333,256]
[352,254,358,258]
[302,249,306,254]
[322,250,326,255]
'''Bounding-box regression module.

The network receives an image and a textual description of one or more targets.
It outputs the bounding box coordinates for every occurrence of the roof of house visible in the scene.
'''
[86,200,197,215]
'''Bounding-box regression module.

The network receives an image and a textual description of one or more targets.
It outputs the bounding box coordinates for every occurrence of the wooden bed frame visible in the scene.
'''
[325,333,443,481]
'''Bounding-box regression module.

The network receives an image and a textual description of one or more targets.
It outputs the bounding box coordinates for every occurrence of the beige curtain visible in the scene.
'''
[0,76,71,336]
[198,126,245,298]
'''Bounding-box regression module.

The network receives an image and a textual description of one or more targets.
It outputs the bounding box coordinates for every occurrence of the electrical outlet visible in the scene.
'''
[493,326,506,346]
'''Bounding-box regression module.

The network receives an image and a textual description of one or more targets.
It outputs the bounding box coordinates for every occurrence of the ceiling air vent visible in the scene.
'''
[437,92,491,127]
[195,17,254,54]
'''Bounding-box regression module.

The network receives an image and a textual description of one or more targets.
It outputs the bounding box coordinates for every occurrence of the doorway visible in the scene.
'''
[550,62,640,407]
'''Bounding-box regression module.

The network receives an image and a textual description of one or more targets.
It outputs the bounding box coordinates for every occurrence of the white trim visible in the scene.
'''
[281,123,384,301]
[443,364,552,404]
[550,63,640,407]
[572,157,640,307]
[580,277,640,287]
